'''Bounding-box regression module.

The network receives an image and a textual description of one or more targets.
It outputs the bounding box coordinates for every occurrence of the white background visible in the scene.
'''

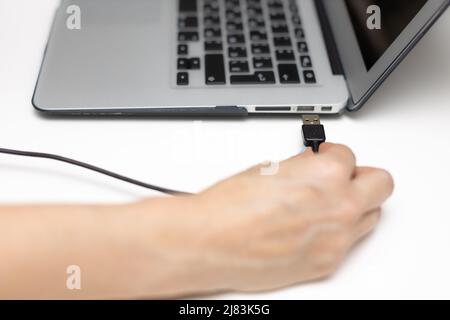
[0,1,449,299]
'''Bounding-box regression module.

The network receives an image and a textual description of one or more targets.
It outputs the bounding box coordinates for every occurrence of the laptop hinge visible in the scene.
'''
[313,0,344,76]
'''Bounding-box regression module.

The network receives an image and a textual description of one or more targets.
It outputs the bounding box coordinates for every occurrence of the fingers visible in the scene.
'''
[281,145,394,214]
[305,143,356,165]
[352,167,394,212]
[288,143,357,180]
[315,143,357,182]
[352,208,382,243]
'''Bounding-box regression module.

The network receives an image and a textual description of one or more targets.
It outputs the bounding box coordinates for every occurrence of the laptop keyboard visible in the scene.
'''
[176,0,316,87]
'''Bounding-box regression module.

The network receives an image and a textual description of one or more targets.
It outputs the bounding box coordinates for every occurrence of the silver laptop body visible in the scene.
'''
[32,0,449,116]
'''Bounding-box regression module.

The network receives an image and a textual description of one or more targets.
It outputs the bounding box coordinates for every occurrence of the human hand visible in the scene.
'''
[187,143,394,293]
[0,144,393,299]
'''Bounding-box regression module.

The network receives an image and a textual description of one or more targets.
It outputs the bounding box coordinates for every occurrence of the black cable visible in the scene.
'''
[0,147,192,196]
[310,141,321,154]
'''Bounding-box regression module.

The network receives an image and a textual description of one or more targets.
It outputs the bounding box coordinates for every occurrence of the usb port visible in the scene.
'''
[321,106,333,112]
[297,106,315,112]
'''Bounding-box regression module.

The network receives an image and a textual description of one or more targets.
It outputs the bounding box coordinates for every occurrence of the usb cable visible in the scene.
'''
[302,115,326,153]
[0,147,191,196]
[0,116,326,195]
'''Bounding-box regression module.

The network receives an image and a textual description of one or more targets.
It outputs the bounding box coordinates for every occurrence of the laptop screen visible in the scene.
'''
[322,0,448,109]
[344,0,428,71]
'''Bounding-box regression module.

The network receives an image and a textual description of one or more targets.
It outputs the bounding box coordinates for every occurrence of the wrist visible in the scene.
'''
[127,196,226,297]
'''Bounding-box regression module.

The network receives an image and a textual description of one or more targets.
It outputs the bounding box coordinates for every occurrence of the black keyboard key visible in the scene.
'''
[230,71,276,84]
[204,16,220,26]
[297,41,308,53]
[226,5,241,13]
[250,31,267,41]
[204,4,219,15]
[178,57,201,70]
[303,70,316,84]
[204,4,219,12]
[225,0,240,11]
[178,31,199,42]
[177,58,189,70]
[178,44,188,55]
[248,18,265,29]
[253,57,273,69]
[226,22,244,32]
[248,7,263,17]
[250,2,263,9]
[228,34,245,45]
[229,47,247,58]
[278,64,300,83]
[270,13,286,21]
[295,28,305,39]
[204,28,221,38]
[229,61,249,73]
[276,49,295,61]
[205,54,226,85]
[225,0,240,9]
[189,57,201,69]
[268,1,283,10]
[177,72,189,86]
[204,9,220,17]
[226,10,242,21]
[289,2,299,13]
[205,40,223,51]
[179,0,197,13]
[204,0,219,9]
[272,24,289,34]
[247,2,263,10]
[178,16,198,28]
[251,43,270,54]
[274,36,292,47]
[247,0,261,7]
[292,15,302,26]
[300,55,313,68]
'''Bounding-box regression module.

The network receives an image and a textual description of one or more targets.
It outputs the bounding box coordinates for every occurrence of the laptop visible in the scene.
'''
[32,0,449,116]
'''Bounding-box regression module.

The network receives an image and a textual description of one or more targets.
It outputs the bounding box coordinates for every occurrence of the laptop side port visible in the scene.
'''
[255,106,292,112]
[296,106,316,112]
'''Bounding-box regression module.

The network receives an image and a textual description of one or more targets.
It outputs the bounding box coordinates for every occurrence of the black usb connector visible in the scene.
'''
[302,115,326,153]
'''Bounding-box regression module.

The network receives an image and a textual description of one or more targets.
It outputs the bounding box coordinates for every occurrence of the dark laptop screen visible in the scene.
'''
[344,0,428,70]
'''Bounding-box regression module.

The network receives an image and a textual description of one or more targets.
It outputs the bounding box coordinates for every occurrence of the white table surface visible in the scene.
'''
[1,1,449,299]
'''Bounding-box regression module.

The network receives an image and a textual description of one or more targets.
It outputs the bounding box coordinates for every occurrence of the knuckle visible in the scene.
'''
[316,159,348,178]
[335,197,362,221]
[276,187,322,215]
[338,144,356,161]
[340,197,360,215]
